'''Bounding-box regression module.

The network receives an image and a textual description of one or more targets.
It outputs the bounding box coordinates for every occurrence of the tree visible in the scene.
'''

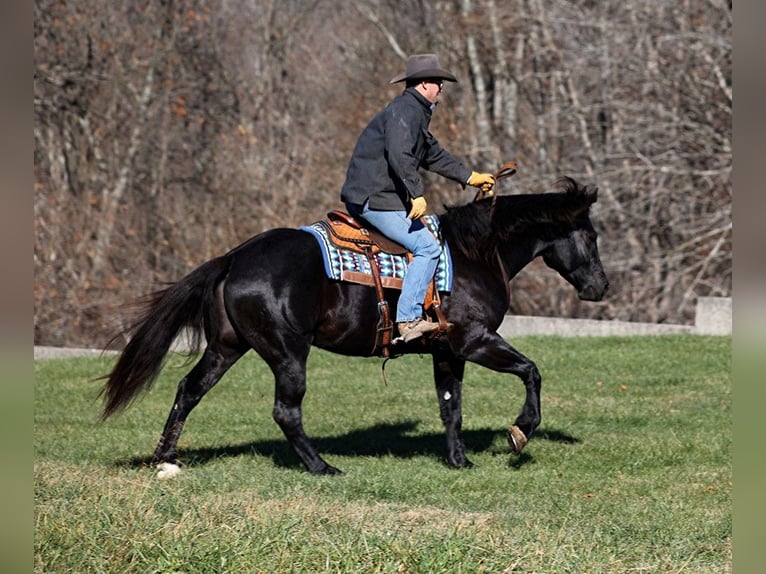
[34,0,731,347]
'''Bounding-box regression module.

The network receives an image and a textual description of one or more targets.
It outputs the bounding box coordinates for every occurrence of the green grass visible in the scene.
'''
[35,335,731,573]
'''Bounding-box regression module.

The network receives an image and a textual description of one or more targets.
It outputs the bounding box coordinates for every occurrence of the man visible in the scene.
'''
[341,53,496,343]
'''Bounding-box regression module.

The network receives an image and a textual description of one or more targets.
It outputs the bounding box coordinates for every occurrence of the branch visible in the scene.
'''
[679,223,731,309]
[351,3,407,60]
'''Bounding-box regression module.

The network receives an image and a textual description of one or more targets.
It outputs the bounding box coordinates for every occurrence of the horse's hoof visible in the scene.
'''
[506,426,528,454]
[309,463,343,475]
[447,456,474,469]
[156,462,182,480]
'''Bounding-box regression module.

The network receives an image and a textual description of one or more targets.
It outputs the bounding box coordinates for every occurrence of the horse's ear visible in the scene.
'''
[584,184,599,204]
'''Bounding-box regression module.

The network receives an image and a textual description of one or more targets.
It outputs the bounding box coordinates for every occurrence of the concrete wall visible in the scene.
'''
[497,297,731,338]
[693,296,732,335]
[33,298,732,360]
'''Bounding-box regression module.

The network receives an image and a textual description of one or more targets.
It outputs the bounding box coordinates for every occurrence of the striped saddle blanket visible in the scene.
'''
[299,214,453,292]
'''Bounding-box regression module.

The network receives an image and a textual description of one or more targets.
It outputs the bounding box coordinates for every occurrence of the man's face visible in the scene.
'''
[420,79,444,104]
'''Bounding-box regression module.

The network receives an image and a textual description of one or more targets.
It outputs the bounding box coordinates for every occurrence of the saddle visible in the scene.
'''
[323,210,410,256]
[317,210,450,356]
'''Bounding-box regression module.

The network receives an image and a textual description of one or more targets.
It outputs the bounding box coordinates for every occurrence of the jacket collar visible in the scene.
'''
[404,87,437,115]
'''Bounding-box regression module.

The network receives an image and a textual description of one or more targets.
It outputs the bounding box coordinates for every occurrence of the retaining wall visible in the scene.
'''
[33,297,731,360]
[497,297,731,338]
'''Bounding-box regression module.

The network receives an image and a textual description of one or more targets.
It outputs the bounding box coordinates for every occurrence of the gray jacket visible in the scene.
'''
[340,88,472,211]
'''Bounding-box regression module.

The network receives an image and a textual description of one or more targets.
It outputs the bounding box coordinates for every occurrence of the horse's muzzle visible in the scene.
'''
[578,279,609,302]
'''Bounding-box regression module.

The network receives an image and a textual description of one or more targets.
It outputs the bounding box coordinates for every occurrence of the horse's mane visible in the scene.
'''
[439,177,596,262]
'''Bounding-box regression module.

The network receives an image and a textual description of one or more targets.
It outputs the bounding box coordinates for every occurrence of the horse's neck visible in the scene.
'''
[495,234,544,280]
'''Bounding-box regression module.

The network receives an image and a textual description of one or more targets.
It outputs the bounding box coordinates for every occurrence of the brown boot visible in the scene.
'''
[396,318,440,343]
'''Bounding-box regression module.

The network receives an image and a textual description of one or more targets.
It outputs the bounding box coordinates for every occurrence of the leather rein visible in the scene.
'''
[472,160,518,203]
[474,160,518,309]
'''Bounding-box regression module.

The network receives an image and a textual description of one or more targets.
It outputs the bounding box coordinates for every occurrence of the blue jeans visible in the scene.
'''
[347,202,441,323]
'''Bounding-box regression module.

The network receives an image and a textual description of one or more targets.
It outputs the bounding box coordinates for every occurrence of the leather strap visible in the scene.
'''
[473,160,517,202]
[428,287,451,339]
[495,248,511,309]
[363,246,393,356]
[494,160,518,181]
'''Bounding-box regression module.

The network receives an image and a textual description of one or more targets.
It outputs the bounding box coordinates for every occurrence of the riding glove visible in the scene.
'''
[468,171,496,195]
[408,196,427,219]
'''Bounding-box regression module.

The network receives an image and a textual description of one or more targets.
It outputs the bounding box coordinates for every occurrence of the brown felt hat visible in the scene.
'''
[389,53,458,84]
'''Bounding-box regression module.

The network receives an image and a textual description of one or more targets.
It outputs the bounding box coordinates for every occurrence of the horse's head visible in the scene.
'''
[541,181,609,302]
[440,178,609,301]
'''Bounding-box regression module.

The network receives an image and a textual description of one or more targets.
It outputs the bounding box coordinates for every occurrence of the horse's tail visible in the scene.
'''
[98,255,231,420]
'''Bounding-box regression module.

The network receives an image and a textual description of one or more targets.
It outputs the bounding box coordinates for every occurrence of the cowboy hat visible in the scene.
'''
[389,53,458,84]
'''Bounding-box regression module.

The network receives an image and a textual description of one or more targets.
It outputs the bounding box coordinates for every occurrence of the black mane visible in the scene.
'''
[439,177,596,262]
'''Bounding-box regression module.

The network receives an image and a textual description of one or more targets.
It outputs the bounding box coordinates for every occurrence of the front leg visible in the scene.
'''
[432,349,473,468]
[453,328,542,454]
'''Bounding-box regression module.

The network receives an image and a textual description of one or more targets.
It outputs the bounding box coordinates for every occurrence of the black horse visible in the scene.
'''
[100,177,608,475]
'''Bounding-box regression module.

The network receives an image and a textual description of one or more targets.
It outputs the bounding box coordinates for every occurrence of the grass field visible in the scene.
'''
[34,335,731,573]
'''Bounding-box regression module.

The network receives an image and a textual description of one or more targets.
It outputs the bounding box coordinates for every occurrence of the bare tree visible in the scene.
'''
[34,0,731,347]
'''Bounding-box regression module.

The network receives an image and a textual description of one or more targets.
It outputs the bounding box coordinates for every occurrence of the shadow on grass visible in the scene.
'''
[117,421,579,471]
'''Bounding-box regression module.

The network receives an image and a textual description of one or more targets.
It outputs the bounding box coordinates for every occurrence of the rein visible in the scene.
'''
[472,160,517,202]
[474,160,517,308]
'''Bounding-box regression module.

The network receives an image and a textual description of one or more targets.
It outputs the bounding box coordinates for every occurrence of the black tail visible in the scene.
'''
[99,255,231,420]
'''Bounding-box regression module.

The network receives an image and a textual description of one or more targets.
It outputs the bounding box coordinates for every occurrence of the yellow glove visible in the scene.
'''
[408,196,427,219]
[468,171,496,195]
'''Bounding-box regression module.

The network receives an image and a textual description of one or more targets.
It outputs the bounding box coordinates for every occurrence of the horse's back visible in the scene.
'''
[222,228,380,357]
[228,228,321,277]
[224,228,327,306]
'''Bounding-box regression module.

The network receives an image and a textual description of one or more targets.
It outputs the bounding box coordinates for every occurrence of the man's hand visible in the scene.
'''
[408,196,427,219]
[468,171,496,193]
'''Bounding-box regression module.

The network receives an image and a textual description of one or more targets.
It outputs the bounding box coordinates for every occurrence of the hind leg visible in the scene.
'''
[152,343,244,470]
[222,231,342,474]
[238,314,340,474]
[152,277,246,471]
[270,355,341,475]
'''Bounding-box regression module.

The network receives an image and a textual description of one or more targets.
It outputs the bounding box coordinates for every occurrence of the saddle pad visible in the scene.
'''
[300,214,453,292]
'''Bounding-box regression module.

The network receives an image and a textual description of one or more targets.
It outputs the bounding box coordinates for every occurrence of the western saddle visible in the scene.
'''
[317,210,450,356]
